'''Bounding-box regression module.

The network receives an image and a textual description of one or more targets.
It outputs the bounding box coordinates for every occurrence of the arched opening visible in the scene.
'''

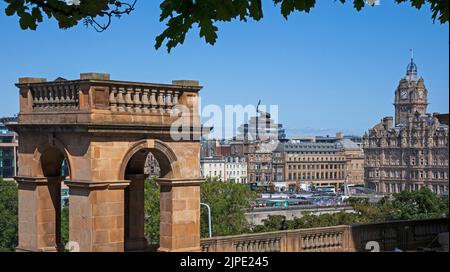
[37,145,71,252]
[123,147,173,251]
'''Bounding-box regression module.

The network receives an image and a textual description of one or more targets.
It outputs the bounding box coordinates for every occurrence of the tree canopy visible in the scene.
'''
[3,0,448,52]
[0,179,18,252]
[144,177,161,244]
[200,177,257,237]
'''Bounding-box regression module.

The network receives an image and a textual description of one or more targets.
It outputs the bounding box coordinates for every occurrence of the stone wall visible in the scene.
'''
[200,218,448,252]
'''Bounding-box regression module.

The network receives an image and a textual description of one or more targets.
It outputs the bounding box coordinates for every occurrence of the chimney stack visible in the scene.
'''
[80,73,110,80]
[383,116,393,129]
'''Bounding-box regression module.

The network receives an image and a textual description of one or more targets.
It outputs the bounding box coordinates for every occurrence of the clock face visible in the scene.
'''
[400,90,408,99]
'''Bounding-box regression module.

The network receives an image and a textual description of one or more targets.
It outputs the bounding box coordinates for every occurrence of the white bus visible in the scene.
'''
[314,185,336,194]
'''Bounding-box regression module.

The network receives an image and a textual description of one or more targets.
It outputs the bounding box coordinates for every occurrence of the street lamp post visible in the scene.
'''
[200,202,212,238]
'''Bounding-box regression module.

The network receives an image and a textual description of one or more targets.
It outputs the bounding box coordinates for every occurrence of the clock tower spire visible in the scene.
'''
[394,50,428,126]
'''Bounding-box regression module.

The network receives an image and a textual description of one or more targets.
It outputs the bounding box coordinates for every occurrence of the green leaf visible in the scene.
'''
[353,0,365,11]
[280,0,295,19]
[5,4,17,16]
[199,18,218,45]
[19,12,37,30]
[249,0,263,20]
[32,7,43,23]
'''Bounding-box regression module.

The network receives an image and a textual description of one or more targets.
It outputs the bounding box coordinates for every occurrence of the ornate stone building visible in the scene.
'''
[363,56,449,194]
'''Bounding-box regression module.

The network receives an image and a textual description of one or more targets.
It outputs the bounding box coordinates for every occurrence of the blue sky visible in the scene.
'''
[0,1,448,137]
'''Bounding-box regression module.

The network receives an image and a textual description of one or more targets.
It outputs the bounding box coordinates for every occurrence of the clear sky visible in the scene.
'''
[0,1,448,137]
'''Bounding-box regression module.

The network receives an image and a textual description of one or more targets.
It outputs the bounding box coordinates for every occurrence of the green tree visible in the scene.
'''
[201,177,257,237]
[347,196,394,223]
[391,187,449,220]
[252,215,288,233]
[60,206,69,248]
[0,179,18,252]
[2,0,448,52]
[144,178,160,245]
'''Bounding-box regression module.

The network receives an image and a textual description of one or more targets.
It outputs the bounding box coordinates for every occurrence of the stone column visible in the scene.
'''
[66,180,130,252]
[124,174,148,251]
[15,176,63,252]
[156,178,203,252]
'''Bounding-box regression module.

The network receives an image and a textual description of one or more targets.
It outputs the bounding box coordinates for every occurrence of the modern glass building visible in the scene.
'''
[0,117,18,179]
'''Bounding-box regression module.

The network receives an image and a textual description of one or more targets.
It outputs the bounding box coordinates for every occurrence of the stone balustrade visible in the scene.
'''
[108,86,180,114]
[201,225,351,252]
[31,84,80,111]
[299,229,346,252]
[16,74,202,127]
[28,83,183,114]
[200,218,448,252]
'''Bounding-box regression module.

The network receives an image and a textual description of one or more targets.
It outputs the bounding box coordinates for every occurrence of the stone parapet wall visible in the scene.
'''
[200,218,449,252]
[16,76,202,128]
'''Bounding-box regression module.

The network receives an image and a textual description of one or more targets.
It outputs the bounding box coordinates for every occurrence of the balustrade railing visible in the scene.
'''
[200,218,448,252]
[108,86,181,114]
[200,226,350,252]
[235,238,282,252]
[300,230,345,252]
[29,84,182,114]
[31,84,79,111]
[18,75,201,127]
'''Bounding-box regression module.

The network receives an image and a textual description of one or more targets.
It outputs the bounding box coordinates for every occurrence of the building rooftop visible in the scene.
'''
[0,117,18,136]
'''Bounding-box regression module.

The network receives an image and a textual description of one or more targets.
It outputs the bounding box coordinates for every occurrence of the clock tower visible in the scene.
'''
[394,50,428,126]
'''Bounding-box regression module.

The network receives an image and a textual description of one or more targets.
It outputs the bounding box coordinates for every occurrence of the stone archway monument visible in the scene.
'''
[9,73,204,252]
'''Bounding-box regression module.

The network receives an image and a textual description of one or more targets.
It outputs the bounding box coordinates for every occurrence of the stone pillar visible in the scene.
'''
[15,176,62,252]
[124,174,148,251]
[66,180,129,252]
[157,178,203,252]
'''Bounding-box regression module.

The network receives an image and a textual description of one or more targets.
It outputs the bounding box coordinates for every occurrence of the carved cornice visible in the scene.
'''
[7,123,204,141]
[14,176,64,184]
[65,179,130,189]
[156,178,204,187]
[16,79,203,92]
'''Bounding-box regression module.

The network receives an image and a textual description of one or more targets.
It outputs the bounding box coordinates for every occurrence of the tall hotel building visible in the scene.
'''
[363,56,449,194]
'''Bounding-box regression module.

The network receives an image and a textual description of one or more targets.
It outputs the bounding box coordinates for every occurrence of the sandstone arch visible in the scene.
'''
[10,74,204,252]
[119,139,179,179]
[15,138,72,252]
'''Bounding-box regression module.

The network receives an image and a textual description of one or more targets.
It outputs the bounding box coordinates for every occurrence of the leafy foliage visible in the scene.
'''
[390,187,449,220]
[0,179,18,252]
[201,177,257,237]
[348,196,396,222]
[61,206,69,248]
[3,0,136,31]
[156,0,448,51]
[2,0,448,52]
[144,178,160,245]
